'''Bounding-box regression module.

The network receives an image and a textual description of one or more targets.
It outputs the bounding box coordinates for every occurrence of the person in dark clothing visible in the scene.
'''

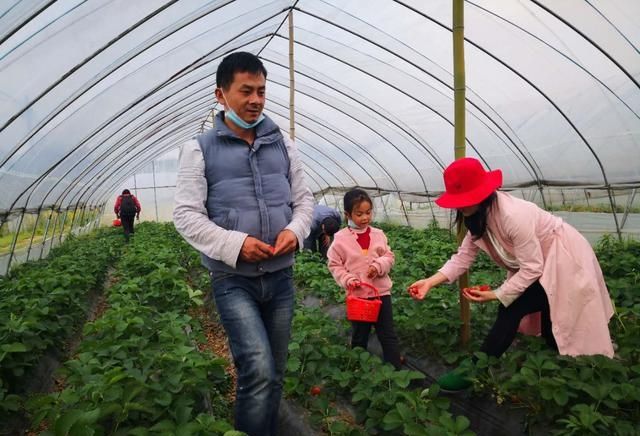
[114,189,141,240]
[303,204,341,259]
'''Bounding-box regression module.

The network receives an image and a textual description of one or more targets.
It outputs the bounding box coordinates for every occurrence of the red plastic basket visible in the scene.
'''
[112,218,121,227]
[346,282,382,323]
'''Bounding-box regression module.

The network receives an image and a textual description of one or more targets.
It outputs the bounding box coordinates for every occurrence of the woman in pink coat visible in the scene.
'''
[408,158,614,391]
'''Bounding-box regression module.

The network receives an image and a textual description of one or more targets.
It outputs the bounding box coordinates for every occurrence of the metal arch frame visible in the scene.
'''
[0,3,283,167]
[8,84,214,216]
[49,99,214,209]
[83,126,201,209]
[268,90,426,224]
[530,0,639,90]
[2,1,636,238]
[263,65,431,214]
[584,0,640,54]
[290,7,546,187]
[269,108,370,187]
[0,0,182,134]
[267,99,386,189]
[5,3,545,216]
[3,32,279,213]
[394,0,628,237]
[273,34,540,186]
[467,1,640,122]
[288,1,547,196]
[267,85,412,190]
[69,119,206,208]
[3,23,428,217]
[0,0,58,46]
[263,57,445,169]
[47,100,209,210]
[3,3,541,217]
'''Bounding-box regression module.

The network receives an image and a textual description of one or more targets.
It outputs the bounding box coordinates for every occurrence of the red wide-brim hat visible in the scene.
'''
[435,157,503,209]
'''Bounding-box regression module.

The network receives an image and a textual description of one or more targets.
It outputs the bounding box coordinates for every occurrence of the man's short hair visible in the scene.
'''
[321,217,340,236]
[216,52,268,90]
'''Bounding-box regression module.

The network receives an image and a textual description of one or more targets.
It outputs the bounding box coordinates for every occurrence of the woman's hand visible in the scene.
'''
[407,279,432,300]
[463,286,498,303]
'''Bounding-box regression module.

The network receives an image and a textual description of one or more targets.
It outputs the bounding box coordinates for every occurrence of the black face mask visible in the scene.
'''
[464,210,486,237]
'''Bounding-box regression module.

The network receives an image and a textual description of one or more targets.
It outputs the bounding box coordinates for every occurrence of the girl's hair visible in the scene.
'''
[455,192,497,240]
[122,189,131,195]
[343,188,372,214]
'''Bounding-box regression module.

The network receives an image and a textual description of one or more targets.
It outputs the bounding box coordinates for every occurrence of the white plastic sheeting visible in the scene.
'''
[1,0,639,217]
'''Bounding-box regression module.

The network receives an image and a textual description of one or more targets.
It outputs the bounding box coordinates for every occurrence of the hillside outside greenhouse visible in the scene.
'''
[1,1,639,435]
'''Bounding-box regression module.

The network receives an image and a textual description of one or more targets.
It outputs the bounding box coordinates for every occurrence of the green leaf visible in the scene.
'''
[553,389,569,406]
[1,343,28,352]
[54,409,84,436]
[154,391,172,407]
[150,420,175,431]
[404,421,428,436]
[396,402,414,421]
[382,410,404,430]
[287,357,301,372]
[455,415,471,433]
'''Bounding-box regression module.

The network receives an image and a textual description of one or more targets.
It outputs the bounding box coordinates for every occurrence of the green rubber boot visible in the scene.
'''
[436,369,472,392]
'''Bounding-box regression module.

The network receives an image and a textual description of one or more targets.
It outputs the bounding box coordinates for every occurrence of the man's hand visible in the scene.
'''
[136,214,140,221]
[367,265,378,278]
[273,229,298,256]
[116,214,120,219]
[239,236,274,262]
[321,234,331,248]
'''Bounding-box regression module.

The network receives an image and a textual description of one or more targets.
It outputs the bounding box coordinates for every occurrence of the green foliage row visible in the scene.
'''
[294,222,640,435]
[285,307,473,436]
[0,229,121,420]
[28,223,237,435]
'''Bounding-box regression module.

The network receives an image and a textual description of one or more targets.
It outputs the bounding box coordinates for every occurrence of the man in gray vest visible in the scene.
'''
[303,204,341,259]
[173,52,313,436]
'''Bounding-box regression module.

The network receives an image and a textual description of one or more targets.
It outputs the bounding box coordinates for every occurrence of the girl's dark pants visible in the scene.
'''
[351,295,402,369]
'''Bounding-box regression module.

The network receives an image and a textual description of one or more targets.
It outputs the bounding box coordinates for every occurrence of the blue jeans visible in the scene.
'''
[211,267,295,436]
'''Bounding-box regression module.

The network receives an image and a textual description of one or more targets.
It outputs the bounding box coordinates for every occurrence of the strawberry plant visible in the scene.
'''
[0,229,121,423]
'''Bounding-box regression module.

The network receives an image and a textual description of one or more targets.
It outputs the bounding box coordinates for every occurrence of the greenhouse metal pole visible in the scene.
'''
[620,188,636,230]
[26,208,43,261]
[48,208,61,252]
[78,204,88,233]
[39,207,55,260]
[397,192,411,226]
[6,209,26,274]
[68,205,79,236]
[453,0,471,346]
[152,160,159,221]
[57,209,68,243]
[288,9,295,141]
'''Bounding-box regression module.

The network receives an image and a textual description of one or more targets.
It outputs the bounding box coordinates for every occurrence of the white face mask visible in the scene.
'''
[221,90,264,129]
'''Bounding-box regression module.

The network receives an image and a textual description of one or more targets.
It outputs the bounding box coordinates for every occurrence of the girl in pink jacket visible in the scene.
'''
[409,158,614,391]
[327,189,402,369]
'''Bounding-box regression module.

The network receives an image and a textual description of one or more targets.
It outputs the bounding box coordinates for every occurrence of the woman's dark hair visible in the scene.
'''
[321,217,340,236]
[216,51,267,90]
[122,189,131,195]
[343,189,372,214]
[455,192,497,240]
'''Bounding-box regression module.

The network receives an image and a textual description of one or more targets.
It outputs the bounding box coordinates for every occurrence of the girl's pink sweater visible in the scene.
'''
[327,226,395,298]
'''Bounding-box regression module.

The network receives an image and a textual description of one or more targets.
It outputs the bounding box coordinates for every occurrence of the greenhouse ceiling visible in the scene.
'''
[1,0,639,217]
